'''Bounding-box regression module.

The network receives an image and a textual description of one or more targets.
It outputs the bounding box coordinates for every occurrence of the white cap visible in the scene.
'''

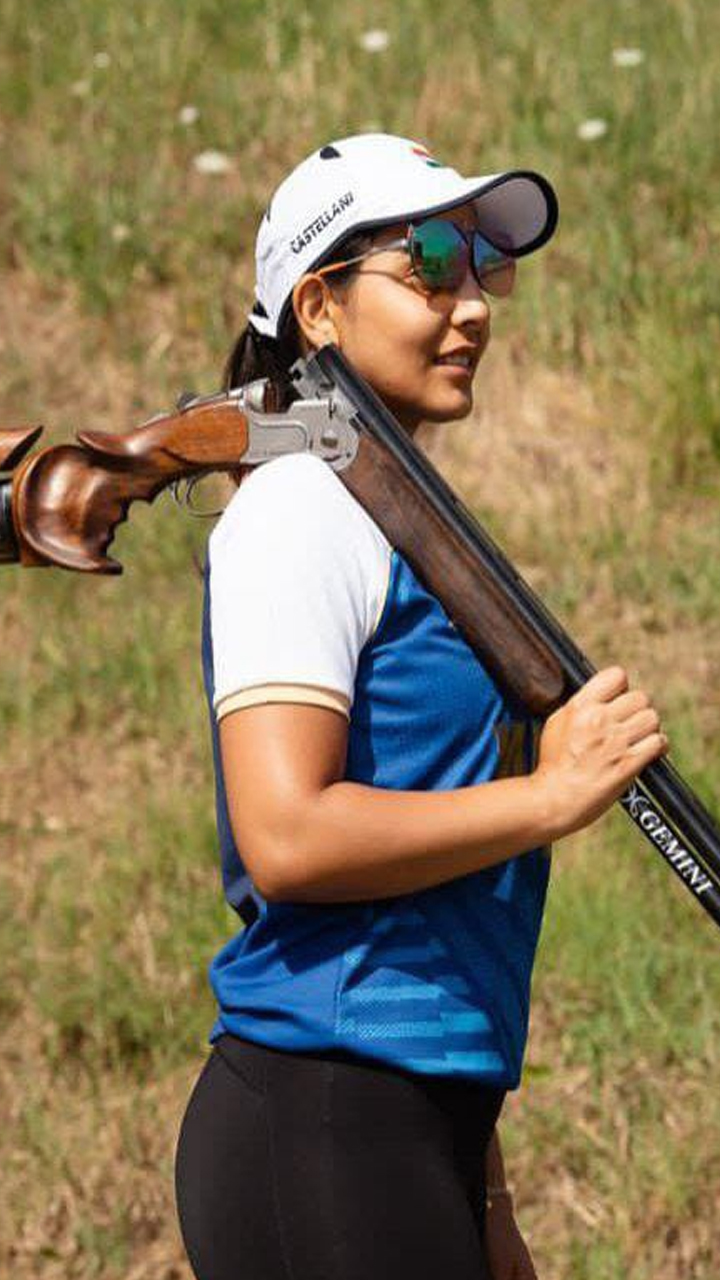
[248,132,558,340]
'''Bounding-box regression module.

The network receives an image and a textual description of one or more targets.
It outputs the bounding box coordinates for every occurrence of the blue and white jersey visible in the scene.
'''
[201,451,551,1088]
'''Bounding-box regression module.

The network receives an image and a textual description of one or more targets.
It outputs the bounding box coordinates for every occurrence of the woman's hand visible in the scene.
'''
[485,1195,538,1279]
[532,664,669,840]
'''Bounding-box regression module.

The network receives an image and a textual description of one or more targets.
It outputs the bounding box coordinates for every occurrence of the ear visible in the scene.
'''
[292,274,343,349]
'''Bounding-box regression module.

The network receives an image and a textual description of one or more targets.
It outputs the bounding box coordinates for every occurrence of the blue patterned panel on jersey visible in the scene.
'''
[202,548,551,1088]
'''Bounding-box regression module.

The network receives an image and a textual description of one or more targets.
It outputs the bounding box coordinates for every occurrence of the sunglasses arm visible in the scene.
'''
[314,237,411,279]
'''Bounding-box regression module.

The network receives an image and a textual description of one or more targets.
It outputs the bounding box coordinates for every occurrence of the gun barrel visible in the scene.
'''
[304,343,720,931]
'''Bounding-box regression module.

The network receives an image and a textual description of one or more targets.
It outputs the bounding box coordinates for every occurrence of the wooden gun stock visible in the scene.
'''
[0,400,251,573]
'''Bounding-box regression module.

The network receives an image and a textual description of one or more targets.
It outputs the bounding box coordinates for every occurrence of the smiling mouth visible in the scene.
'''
[434,348,476,367]
[434,359,474,376]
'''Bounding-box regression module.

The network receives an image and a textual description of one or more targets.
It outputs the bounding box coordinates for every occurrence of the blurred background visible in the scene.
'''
[1,1,719,1276]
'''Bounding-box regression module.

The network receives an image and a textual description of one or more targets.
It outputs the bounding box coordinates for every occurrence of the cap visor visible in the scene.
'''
[461,170,559,256]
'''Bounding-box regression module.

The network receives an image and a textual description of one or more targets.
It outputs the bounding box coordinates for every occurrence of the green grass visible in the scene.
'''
[2,0,720,470]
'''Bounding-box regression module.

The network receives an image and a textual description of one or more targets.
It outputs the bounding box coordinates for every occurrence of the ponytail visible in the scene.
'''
[222,228,379,398]
[222,309,303,408]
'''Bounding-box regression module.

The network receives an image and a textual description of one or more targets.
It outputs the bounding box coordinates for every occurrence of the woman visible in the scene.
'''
[174,133,668,1280]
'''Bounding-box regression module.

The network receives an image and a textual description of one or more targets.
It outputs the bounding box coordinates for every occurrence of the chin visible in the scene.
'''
[422,392,473,424]
[379,387,472,434]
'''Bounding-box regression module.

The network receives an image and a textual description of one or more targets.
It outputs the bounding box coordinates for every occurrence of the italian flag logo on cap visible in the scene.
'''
[410,142,445,169]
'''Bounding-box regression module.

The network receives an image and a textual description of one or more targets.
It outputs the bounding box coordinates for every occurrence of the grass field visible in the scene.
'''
[1,1,719,1276]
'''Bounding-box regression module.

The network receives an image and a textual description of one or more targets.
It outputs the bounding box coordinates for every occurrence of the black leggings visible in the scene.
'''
[175,1032,505,1280]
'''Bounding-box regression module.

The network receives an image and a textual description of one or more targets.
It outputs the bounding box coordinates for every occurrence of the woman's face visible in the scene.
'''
[292,201,513,436]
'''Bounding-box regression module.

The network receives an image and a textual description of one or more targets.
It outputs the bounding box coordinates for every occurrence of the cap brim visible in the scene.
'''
[364,169,558,258]
[461,170,559,257]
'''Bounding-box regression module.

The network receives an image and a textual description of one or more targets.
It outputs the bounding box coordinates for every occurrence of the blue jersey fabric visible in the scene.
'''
[201,547,551,1088]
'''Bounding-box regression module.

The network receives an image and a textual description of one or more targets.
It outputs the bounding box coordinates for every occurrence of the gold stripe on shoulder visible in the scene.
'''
[370,550,393,639]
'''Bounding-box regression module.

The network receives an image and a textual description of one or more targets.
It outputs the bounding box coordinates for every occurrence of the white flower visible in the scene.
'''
[178,104,200,126]
[70,78,91,97]
[93,51,111,69]
[612,47,645,67]
[111,223,131,244]
[192,149,233,175]
[577,118,608,141]
[359,29,390,53]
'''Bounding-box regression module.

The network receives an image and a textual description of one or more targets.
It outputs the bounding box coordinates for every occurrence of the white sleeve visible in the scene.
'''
[208,452,392,722]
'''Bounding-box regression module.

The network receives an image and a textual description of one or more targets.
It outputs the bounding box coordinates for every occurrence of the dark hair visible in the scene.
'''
[221,228,378,406]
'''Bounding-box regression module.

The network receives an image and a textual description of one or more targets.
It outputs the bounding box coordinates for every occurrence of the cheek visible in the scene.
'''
[341,282,439,393]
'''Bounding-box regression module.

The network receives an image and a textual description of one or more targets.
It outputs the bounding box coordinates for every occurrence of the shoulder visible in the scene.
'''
[210,452,391,562]
[207,452,392,647]
[206,454,392,713]
[224,450,337,508]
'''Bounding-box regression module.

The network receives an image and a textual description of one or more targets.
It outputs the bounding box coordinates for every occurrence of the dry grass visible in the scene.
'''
[2,0,720,1273]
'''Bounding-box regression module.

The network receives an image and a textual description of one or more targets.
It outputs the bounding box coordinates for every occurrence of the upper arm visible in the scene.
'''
[218,701,349,900]
[206,453,391,899]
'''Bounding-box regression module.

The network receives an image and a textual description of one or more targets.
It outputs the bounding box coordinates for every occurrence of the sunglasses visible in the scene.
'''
[314,217,516,297]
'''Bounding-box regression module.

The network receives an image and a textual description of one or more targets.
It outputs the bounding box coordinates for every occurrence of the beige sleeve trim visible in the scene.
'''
[215,682,351,722]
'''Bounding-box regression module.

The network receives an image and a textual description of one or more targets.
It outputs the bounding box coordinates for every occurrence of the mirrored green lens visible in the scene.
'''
[472,233,515,296]
[411,220,467,288]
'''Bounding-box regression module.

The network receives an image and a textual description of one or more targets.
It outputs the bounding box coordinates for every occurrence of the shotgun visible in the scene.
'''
[1,342,719,927]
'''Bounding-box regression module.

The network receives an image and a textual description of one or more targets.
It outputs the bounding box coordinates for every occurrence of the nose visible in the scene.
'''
[448,269,492,335]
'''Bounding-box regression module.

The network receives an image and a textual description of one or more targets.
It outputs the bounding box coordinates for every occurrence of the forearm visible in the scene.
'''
[271,771,556,903]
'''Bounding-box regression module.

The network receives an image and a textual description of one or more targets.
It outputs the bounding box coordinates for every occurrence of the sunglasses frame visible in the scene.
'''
[313,217,516,296]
